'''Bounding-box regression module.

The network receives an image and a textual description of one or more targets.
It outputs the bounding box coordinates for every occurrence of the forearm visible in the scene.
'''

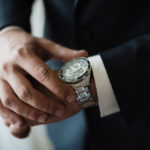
[0,0,34,32]
[100,34,150,124]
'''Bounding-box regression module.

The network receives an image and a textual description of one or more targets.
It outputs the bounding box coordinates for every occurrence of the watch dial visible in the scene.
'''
[61,58,89,83]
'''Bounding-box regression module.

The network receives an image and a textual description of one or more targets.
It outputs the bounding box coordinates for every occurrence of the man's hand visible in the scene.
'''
[3,68,97,138]
[0,29,88,126]
[3,65,98,138]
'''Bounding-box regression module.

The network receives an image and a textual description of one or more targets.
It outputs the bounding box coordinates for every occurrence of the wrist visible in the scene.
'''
[0,26,24,37]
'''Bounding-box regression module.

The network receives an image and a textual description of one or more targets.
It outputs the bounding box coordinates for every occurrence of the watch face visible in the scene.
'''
[60,57,90,83]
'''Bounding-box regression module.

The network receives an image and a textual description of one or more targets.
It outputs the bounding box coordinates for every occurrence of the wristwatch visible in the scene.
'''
[59,57,97,109]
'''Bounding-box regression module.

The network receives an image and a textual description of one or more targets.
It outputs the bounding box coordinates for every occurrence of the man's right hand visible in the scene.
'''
[0,29,88,128]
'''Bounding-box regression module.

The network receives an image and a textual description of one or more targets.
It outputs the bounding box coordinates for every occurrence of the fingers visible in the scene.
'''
[16,55,72,116]
[7,71,65,117]
[37,38,88,61]
[16,54,57,93]
[0,92,30,138]
[16,53,71,100]
[0,100,25,127]
[0,79,51,122]
[3,120,30,138]
[17,54,53,87]
[0,58,65,118]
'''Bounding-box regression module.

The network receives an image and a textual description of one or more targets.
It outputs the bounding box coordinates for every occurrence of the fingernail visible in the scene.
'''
[79,50,84,52]
[67,95,75,103]
[54,109,65,117]
[79,50,88,56]
[38,115,48,123]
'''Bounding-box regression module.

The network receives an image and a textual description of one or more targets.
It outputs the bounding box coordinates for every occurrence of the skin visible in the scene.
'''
[0,29,98,138]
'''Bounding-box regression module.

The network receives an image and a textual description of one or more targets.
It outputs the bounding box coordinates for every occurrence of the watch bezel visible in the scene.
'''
[59,57,91,84]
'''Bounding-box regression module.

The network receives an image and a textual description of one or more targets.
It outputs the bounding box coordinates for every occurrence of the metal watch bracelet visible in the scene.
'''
[75,86,97,109]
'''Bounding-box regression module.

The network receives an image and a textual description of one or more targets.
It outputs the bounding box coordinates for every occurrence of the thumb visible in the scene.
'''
[9,125,30,138]
[38,38,88,62]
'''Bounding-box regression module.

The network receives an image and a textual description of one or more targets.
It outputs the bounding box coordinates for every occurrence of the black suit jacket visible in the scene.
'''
[0,0,150,150]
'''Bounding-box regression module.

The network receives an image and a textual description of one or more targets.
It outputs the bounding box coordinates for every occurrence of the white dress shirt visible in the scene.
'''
[89,55,120,117]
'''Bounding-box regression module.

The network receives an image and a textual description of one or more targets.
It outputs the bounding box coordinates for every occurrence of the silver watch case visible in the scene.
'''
[59,57,91,87]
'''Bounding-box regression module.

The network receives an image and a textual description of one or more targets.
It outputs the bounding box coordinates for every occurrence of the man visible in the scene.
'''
[0,0,150,150]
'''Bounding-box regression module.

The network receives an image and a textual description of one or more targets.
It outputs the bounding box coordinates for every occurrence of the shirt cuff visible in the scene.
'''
[88,55,120,117]
[0,26,23,36]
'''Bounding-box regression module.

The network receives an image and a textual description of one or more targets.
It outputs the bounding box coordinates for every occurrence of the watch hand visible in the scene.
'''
[65,69,74,77]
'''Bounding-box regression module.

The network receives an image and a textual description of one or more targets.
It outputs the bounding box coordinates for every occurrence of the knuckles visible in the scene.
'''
[16,86,31,101]
[42,103,51,113]
[0,61,15,74]
[40,101,55,114]
[36,67,49,82]
[3,97,13,108]
[1,62,10,73]
[12,47,32,60]
[13,47,27,58]
[0,48,29,75]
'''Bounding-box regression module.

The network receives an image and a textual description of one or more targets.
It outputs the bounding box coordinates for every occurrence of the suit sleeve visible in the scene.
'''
[100,34,150,124]
[0,0,34,32]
